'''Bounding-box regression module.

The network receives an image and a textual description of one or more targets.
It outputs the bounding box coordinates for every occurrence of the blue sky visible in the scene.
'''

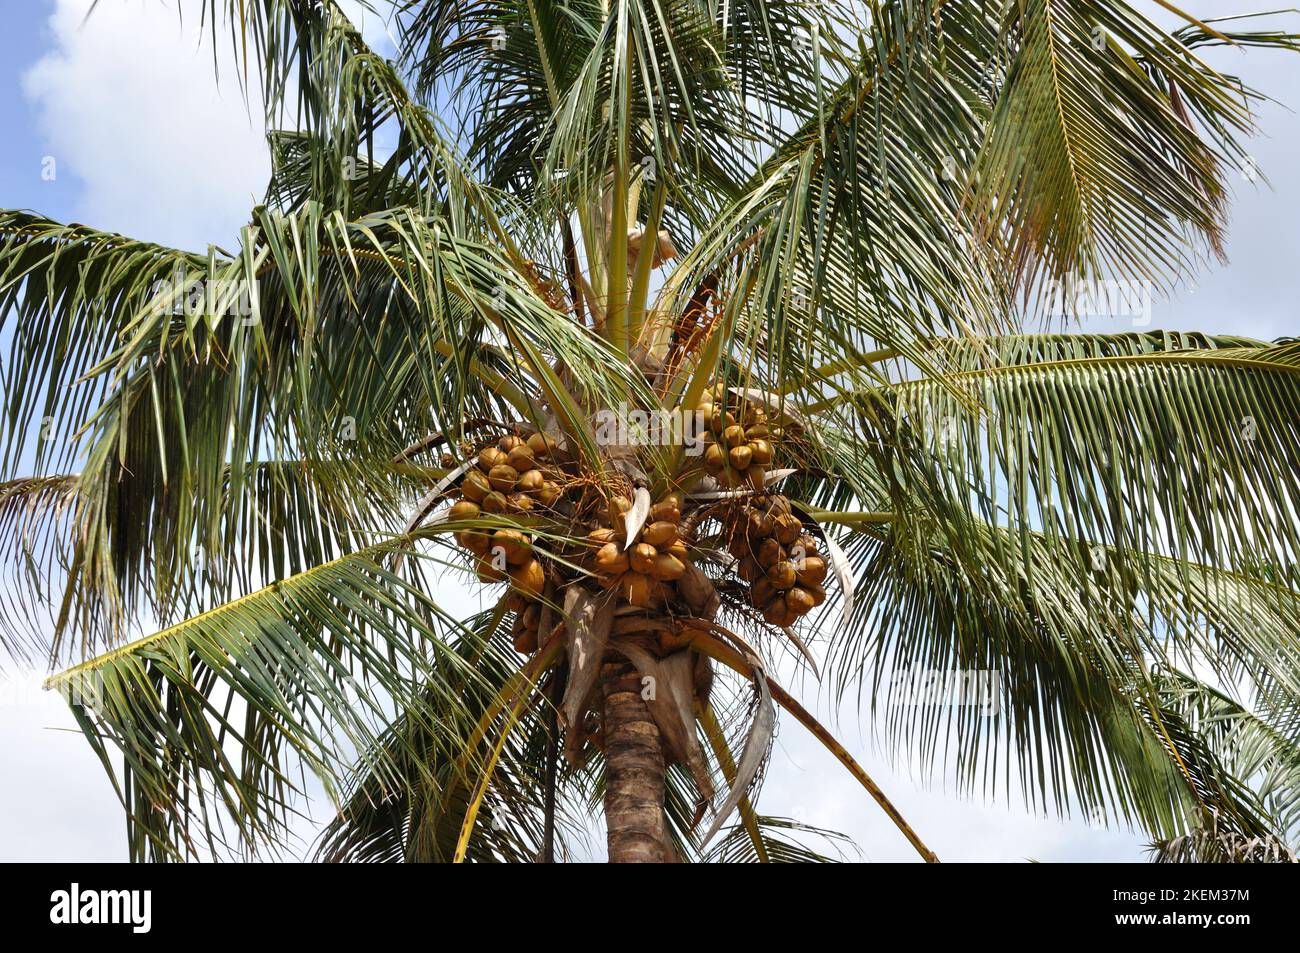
[1,0,1297,862]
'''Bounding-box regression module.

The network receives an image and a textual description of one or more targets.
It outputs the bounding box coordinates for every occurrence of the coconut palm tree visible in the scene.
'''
[3,0,1300,863]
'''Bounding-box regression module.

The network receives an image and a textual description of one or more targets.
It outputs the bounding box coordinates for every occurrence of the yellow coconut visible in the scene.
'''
[461,469,491,502]
[757,537,784,568]
[629,542,659,575]
[509,493,535,513]
[594,543,630,575]
[751,577,777,609]
[474,554,508,583]
[448,500,480,522]
[786,586,816,616]
[506,445,536,472]
[795,555,828,587]
[478,447,508,471]
[512,624,539,655]
[588,527,620,548]
[722,424,747,448]
[641,520,677,548]
[745,465,767,491]
[651,552,686,581]
[621,571,654,607]
[526,431,553,459]
[667,539,689,562]
[650,500,681,523]
[509,558,546,599]
[490,529,531,565]
[762,594,789,626]
[775,513,803,545]
[704,443,727,473]
[737,556,763,583]
[488,464,519,492]
[455,530,490,555]
[516,468,544,493]
[729,444,753,470]
[481,491,509,514]
[536,481,562,507]
[766,560,797,591]
[749,438,774,465]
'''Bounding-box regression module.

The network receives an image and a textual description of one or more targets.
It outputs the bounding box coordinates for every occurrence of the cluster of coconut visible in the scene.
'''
[456,432,566,515]
[450,431,570,653]
[727,495,828,627]
[697,389,778,489]
[587,492,691,609]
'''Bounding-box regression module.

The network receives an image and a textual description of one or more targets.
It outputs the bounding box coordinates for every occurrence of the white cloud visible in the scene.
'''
[23,0,274,250]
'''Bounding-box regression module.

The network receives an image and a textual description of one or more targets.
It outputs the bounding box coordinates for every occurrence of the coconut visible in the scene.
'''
[775,513,803,545]
[526,431,553,459]
[756,537,783,568]
[488,464,519,492]
[641,520,677,548]
[749,438,774,465]
[456,530,490,555]
[474,554,507,583]
[728,444,753,470]
[703,443,726,473]
[608,495,632,524]
[461,469,490,502]
[499,434,525,453]
[737,556,763,583]
[650,500,680,523]
[722,424,747,448]
[786,586,816,615]
[588,527,620,548]
[512,624,539,655]
[517,468,545,493]
[747,511,774,539]
[478,447,507,471]
[746,423,771,439]
[448,500,480,521]
[709,409,736,433]
[629,543,659,575]
[795,555,828,586]
[804,583,827,606]
[481,491,509,514]
[491,529,531,565]
[745,465,767,490]
[506,445,536,472]
[751,577,776,609]
[762,594,789,626]
[766,560,796,591]
[509,558,546,598]
[620,572,654,607]
[651,552,686,581]
[595,543,630,575]
[667,538,689,562]
[536,481,562,507]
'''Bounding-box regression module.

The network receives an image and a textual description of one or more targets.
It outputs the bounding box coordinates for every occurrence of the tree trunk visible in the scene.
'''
[601,653,670,862]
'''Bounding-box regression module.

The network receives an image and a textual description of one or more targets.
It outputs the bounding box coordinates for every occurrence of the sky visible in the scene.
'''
[0,0,1297,863]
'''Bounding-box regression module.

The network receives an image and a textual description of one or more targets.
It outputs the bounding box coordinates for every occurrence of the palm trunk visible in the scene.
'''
[601,653,670,862]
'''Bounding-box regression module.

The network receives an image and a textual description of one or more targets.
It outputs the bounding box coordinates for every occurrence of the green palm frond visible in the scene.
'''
[45,533,512,861]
